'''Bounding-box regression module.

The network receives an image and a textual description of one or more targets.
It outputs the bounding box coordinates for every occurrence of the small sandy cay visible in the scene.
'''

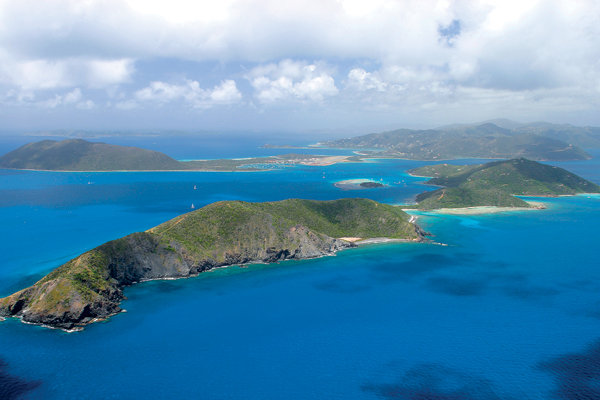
[334,178,386,190]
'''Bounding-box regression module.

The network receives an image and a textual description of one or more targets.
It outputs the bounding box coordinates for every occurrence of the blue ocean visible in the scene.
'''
[1,136,599,399]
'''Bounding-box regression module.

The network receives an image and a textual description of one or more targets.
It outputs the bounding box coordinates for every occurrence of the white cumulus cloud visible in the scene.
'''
[26,88,95,109]
[346,69,387,92]
[0,56,134,90]
[247,60,338,103]
[135,79,242,108]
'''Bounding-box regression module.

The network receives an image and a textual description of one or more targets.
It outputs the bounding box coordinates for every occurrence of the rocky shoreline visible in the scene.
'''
[0,232,356,331]
[0,198,425,331]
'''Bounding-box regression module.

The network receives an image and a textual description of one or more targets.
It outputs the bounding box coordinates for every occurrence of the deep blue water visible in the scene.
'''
[1,138,600,399]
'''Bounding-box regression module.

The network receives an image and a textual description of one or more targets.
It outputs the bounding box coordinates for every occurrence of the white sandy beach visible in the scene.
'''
[339,237,413,244]
[407,201,547,215]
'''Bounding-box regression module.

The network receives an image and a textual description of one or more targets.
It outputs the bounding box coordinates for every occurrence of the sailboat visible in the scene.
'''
[191,203,195,209]
[193,185,197,190]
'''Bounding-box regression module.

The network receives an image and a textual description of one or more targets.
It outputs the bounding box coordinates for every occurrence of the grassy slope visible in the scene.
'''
[410,158,600,209]
[415,188,530,209]
[409,164,480,178]
[152,198,418,260]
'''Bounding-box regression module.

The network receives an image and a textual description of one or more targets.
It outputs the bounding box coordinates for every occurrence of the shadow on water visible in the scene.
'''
[538,339,600,400]
[368,253,480,282]
[367,250,560,302]
[425,276,489,296]
[423,271,560,301]
[368,251,513,283]
[313,275,371,294]
[499,282,560,301]
[362,363,506,400]
[0,358,41,400]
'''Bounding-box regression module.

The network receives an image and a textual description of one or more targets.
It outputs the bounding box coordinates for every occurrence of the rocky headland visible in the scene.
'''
[0,198,425,331]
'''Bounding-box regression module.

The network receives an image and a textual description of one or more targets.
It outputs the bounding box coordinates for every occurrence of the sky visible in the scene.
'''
[0,0,599,135]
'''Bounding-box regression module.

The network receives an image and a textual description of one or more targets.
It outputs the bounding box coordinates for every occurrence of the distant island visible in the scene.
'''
[0,139,184,171]
[319,121,596,161]
[409,158,600,210]
[0,139,357,172]
[0,198,426,331]
[334,179,386,190]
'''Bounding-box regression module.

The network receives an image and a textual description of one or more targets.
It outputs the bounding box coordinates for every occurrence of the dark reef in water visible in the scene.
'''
[538,339,600,400]
[0,359,40,400]
[362,363,504,400]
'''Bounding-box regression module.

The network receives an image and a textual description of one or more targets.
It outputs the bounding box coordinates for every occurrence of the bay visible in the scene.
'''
[0,139,599,399]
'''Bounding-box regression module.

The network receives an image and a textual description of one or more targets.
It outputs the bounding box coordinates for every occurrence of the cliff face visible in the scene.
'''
[0,228,349,330]
[1,198,423,330]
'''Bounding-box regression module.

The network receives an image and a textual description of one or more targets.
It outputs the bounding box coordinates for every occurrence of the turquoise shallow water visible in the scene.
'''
[0,142,599,399]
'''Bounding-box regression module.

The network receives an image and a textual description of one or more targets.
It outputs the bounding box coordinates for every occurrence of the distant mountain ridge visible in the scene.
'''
[322,121,597,161]
[439,119,600,148]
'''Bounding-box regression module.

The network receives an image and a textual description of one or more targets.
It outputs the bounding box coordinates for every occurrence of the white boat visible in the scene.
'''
[191,203,195,209]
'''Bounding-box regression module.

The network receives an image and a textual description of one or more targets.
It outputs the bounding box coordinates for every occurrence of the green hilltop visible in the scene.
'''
[0,198,424,331]
[0,139,184,171]
[409,158,600,210]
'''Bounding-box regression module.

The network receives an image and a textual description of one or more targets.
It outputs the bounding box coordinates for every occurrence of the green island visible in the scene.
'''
[334,179,386,190]
[408,158,600,210]
[0,139,357,171]
[320,121,593,161]
[0,198,425,331]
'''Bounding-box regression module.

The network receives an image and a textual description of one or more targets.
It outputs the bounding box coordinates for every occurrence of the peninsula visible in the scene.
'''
[409,158,600,210]
[320,122,592,161]
[0,139,356,171]
[0,198,425,330]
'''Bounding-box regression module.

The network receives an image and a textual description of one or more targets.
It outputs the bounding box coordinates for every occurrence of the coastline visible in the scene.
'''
[0,155,354,173]
[519,193,600,198]
[0,167,269,173]
[2,230,426,332]
[355,237,413,245]
[339,237,410,244]
[406,201,547,215]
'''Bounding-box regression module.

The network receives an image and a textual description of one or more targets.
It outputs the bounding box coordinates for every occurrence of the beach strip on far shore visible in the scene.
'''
[404,201,547,215]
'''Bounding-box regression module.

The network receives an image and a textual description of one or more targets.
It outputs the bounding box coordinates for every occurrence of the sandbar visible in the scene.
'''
[334,178,386,190]
[298,155,351,166]
[412,201,547,215]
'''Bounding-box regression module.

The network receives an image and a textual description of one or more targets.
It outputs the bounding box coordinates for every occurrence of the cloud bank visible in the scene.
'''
[0,0,598,131]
